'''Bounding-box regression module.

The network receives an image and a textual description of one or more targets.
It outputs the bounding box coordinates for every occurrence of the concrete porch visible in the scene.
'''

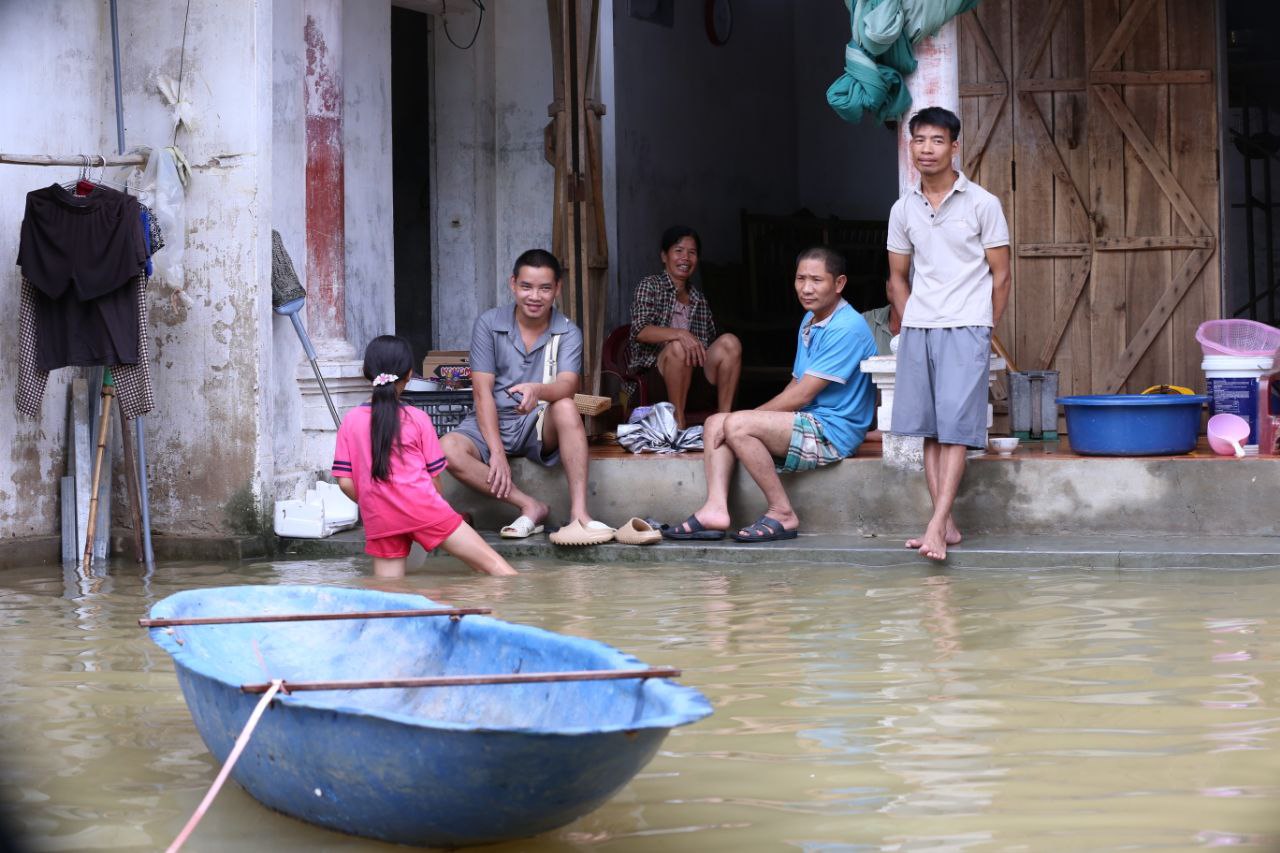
[271,434,1280,571]
[437,436,1280,540]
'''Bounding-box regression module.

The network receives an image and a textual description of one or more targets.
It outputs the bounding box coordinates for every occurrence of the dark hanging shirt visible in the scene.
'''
[17,183,147,370]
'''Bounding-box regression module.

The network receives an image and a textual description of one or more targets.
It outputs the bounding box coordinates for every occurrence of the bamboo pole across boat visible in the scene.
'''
[139,607,492,628]
[81,379,116,568]
[241,667,682,694]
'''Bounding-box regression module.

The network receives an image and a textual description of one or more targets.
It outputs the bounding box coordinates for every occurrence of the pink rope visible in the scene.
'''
[167,679,283,852]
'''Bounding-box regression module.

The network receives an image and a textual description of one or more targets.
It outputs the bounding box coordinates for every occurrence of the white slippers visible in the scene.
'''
[499,515,544,539]
[548,519,616,546]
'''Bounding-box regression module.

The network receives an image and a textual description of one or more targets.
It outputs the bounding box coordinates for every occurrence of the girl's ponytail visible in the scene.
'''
[362,335,415,482]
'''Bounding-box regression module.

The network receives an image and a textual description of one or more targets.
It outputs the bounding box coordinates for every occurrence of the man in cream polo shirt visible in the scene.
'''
[887,106,1012,561]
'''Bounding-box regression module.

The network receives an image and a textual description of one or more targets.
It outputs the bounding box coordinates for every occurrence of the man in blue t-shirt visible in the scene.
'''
[664,247,878,543]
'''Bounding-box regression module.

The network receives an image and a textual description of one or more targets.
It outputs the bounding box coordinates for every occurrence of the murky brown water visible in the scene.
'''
[3,556,1280,851]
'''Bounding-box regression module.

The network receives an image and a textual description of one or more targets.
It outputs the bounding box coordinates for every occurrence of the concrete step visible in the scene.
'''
[280,529,1280,570]
[437,451,1280,538]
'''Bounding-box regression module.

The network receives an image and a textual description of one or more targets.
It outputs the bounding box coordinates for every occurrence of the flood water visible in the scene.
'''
[3,555,1280,851]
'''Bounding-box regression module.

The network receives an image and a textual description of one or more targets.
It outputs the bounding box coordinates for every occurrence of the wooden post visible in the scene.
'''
[82,381,116,568]
[71,379,92,561]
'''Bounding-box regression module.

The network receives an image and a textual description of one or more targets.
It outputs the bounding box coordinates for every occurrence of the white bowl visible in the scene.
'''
[989,437,1019,455]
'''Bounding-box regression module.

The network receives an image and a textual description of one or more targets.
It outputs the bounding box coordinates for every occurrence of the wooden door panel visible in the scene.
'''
[1083,0,1129,393]
[1051,0,1092,394]
[958,1,1015,368]
[1120,0,1172,394]
[959,0,1219,396]
[1167,0,1222,390]
[1011,0,1059,376]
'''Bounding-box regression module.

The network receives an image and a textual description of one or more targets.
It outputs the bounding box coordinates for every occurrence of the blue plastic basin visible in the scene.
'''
[1056,394,1207,456]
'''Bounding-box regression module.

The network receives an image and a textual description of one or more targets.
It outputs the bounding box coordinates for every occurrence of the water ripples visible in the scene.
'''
[2,561,1280,849]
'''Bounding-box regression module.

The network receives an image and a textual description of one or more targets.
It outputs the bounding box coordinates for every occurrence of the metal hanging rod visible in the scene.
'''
[0,153,146,168]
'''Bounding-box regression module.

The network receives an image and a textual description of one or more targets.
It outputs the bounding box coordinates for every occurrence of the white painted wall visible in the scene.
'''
[492,3,555,298]
[429,0,554,349]
[430,4,497,349]
[344,0,396,356]
[272,0,310,499]
[1,0,278,541]
[0,1,112,539]
[116,0,276,535]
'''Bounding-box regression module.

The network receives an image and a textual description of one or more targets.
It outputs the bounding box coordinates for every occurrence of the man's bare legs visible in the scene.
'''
[906,439,966,560]
[657,334,743,428]
[668,413,735,534]
[721,410,800,534]
[440,433,549,526]
[671,410,797,535]
[442,399,597,529]
[538,397,597,526]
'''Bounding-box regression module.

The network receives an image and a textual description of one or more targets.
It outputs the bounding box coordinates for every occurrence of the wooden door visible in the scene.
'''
[547,0,609,394]
[959,0,1219,394]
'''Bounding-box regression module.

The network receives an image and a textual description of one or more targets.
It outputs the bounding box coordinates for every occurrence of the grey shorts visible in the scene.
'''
[893,326,991,449]
[451,411,561,467]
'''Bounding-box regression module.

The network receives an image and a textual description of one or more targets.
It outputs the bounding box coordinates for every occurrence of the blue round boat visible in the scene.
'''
[147,585,713,847]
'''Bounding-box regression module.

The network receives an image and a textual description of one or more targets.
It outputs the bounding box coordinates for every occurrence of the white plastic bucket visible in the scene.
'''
[1201,354,1276,447]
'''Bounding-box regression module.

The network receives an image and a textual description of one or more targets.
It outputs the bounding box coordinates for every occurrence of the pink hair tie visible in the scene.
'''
[372,373,399,387]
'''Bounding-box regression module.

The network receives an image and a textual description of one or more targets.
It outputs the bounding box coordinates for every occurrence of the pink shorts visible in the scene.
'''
[365,510,465,558]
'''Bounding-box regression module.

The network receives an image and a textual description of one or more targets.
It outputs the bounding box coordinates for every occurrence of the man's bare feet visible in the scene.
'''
[518,500,550,527]
[916,525,950,561]
[905,520,962,552]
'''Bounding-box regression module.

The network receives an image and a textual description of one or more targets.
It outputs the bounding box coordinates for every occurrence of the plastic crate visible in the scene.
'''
[401,390,474,436]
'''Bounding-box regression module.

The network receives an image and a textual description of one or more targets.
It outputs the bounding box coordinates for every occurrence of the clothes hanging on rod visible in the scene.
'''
[20,184,146,367]
[15,183,163,420]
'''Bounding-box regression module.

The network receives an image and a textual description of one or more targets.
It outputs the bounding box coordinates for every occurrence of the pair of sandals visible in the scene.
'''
[661,514,799,543]
[549,517,664,546]
[499,515,623,547]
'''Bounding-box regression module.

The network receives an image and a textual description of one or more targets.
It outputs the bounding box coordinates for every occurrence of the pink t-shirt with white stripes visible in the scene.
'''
[332,404,456,539]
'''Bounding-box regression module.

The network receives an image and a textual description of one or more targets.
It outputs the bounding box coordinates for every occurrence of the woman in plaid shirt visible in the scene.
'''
[626,225,742,428]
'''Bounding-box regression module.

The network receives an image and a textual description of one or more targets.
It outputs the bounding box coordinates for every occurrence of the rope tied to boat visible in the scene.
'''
[166,679,283,852]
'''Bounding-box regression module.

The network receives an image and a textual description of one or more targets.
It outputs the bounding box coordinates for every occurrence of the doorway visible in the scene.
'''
[1222,1,1280,327]
[391,5,434,366]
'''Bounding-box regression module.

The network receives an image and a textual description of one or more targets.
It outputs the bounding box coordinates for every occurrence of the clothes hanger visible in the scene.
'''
[59,155,128,196]
[58,155,90,193]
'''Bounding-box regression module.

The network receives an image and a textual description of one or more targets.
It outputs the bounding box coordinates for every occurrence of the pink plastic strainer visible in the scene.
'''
[1196,319,1280,357]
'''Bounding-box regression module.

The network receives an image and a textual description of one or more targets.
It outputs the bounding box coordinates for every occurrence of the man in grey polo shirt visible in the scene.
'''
[887,106,1012,561]
[441,249,612,546]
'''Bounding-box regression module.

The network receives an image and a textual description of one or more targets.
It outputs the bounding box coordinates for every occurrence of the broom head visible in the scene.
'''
[271,230,306,309]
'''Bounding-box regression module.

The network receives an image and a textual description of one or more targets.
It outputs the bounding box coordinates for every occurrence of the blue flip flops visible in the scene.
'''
[731,516,799,543]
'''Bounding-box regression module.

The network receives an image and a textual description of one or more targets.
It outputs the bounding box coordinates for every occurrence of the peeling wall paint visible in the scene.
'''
[429,1,555,349]
[343,0,395,358]
[0,1,112,539]
[0,0,544,542]
[304,1,347,343]
[0,0,276,540]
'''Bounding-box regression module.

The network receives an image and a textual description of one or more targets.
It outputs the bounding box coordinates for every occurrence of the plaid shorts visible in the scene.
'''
[776,412,844,473]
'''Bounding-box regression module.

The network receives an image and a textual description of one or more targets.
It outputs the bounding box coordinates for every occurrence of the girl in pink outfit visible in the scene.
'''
[333,336,517,577]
